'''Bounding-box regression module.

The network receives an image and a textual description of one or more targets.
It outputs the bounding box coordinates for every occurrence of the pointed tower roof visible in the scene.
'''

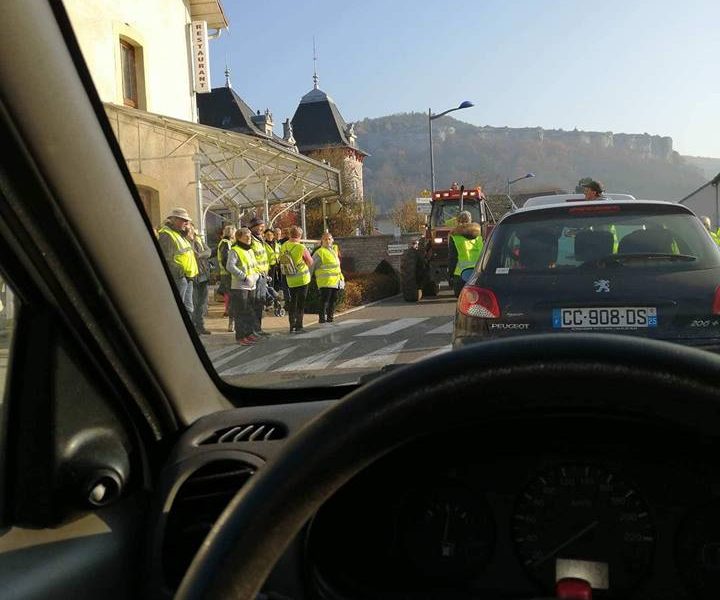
[291,86,368,156]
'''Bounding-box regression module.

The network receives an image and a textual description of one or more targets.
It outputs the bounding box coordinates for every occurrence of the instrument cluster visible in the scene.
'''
[305,419,720,599]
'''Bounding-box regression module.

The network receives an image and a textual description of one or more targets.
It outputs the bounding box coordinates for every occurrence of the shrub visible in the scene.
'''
[303,267,400,314]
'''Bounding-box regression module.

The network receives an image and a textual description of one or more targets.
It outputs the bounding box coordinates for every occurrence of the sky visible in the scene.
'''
[209,0,720,158]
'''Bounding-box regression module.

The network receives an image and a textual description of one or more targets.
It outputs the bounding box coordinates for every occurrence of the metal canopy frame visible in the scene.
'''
[105,104,341,230]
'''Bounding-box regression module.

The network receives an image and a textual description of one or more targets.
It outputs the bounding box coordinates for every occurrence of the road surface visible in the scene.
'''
[203,288,457,388]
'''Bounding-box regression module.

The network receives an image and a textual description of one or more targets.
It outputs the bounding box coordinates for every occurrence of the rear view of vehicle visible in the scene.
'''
[453,200,720,351]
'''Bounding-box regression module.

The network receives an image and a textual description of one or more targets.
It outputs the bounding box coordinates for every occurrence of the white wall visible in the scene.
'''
[63,0,195,122]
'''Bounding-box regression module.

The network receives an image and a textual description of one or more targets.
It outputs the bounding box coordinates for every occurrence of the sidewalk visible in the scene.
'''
[200,288,401,349]
[201,289,316,347]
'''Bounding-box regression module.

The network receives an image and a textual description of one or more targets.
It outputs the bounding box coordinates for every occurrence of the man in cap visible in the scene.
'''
[583,180,605,200]
[158,207,198,314]
[248,216,270,336]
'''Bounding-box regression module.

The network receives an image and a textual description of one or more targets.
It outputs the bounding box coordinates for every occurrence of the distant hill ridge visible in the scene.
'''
[354,113,713,210]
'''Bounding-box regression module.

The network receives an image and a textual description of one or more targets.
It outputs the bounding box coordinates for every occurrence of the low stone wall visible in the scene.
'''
[335,233,420,274]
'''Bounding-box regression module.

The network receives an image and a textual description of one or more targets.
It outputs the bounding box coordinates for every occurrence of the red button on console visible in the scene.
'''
[555,577,592,600]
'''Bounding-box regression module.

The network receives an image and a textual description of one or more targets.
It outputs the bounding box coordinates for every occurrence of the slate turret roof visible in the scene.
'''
[291,87,368,156]
[197,87,294,147]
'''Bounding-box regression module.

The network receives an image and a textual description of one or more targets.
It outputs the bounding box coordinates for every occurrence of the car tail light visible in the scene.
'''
[712,286,720,314]
[458,286,501,318]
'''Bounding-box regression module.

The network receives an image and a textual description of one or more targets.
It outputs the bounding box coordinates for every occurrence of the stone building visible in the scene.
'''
[62,0,339,240]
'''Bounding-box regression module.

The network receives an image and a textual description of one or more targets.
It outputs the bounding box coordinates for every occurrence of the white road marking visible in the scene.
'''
[212,347,251,368]
[207,345,241,360]
[414,344,453,362]
[336,340,409,369]
[278,342,355,371]
[355,317,429,337]
[427,320,454,335]
[293,319,372,339]
[219,346,298,376]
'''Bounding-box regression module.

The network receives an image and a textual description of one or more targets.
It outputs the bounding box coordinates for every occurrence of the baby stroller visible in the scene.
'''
[265,285,285,317]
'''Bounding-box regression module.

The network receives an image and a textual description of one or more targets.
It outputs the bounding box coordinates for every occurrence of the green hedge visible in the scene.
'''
[305,260,400,313]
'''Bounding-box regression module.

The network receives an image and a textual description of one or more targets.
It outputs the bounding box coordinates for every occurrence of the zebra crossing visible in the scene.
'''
[207,315,455,378]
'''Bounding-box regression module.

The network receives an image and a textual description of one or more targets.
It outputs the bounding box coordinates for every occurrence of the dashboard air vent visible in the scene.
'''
[162,459,255,589]
[199,422,287,444]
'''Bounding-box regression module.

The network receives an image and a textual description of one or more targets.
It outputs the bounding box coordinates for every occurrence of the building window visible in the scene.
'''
[120,40,139,108]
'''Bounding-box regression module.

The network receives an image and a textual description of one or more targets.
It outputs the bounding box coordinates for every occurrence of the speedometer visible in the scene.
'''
[513,464,655,595]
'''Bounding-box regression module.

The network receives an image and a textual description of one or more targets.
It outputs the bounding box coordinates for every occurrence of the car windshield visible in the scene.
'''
[485,205,720,273]
[57,0,720,391]
[430,201,482,228]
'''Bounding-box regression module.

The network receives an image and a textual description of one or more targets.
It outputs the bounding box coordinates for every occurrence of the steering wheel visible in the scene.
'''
[175,334,720,599]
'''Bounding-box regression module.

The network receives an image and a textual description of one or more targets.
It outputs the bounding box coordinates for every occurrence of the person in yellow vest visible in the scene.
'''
[248,217,271,337]
[157,207,198,314]
[448,210,483,297]
[279,225,313,333]
[264,228,282,297]
[226,227,261,346]
[312,232,344,323]
[186,224,212,335]
[217,225,236,327]
[701,216,720,246]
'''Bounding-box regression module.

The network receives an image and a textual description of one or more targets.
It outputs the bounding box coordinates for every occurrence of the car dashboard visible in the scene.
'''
[152,403,720,600]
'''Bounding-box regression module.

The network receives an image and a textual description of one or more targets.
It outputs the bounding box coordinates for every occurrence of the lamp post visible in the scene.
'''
[506,172,536,196]
[428,100,474,192]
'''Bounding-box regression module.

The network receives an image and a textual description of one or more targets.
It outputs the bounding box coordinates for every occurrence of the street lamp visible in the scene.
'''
[506,172,535,196]
[429,100,474,192]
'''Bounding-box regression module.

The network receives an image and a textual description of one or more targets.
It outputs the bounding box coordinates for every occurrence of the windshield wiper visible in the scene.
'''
[582,253,697,267]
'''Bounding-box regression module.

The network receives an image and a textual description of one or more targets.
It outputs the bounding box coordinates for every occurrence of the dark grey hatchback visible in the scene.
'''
[453,200,720,351]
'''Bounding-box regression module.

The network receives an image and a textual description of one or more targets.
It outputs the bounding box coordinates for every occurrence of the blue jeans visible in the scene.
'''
[192,278,209,331]
[253,275,267,332]
[175,277,194,314]
[230,289,255,339]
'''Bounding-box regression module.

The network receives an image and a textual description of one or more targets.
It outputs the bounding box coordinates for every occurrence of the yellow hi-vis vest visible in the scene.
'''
[281,241,311,288]
[451,234,483,276]
[230,244,259,285]
[265,240,279,267]
[159,226,198,278]
[217,238,233,275]
[314,246,342,288]
[250,236,269,274]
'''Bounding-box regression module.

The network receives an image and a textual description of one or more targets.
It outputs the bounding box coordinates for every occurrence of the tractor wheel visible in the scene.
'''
[400,248,424,302]
[422,281,440,297]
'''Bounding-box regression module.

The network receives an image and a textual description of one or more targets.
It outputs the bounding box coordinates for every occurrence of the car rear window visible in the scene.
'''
[482,204,720,273]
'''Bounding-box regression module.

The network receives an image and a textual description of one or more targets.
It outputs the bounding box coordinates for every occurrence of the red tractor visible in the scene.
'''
[400,184,492,302]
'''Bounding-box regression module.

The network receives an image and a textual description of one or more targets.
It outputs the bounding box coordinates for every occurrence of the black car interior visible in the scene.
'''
[618,228,676,255]
[575,229,615,262]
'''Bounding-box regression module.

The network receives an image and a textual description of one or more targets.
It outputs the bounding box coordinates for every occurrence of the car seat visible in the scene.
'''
[618,228,674,254]
[520,231,558,269]
[574,229,615,262]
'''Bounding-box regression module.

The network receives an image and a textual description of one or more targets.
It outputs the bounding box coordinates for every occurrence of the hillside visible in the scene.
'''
[355,113,710,210]
[683,155,720,181]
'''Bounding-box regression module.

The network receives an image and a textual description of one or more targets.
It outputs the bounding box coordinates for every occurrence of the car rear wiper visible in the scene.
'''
[582,253,697,267]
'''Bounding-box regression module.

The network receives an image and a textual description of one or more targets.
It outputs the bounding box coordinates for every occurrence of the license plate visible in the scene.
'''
[552,307,657,329]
